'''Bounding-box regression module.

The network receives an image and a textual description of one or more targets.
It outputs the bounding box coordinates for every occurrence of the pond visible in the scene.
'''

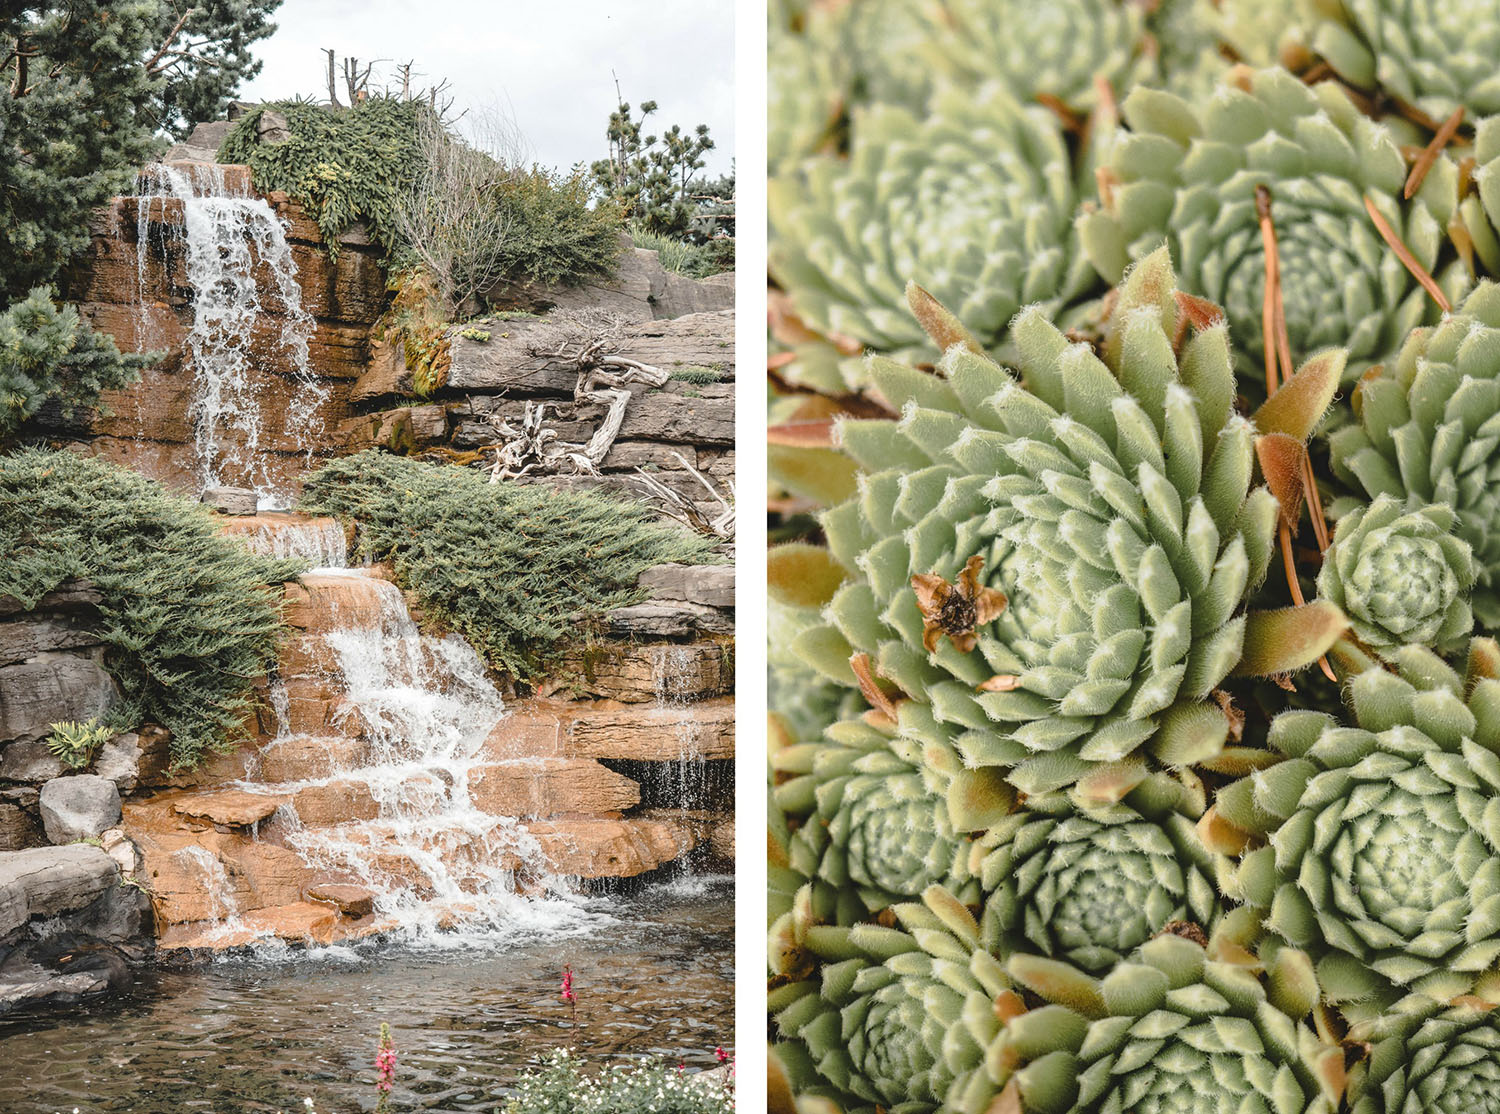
[0,876,732,1114]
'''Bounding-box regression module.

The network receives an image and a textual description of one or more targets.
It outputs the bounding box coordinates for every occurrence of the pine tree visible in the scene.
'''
[0,289,155,443]
[590,96,716,239]
[148,0,282,139]
[0,2,278,433]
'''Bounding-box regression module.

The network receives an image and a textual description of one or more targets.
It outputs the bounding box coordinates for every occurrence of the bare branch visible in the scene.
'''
[144,7,195,75]
[323,47,342,107]
[392,107,528,315]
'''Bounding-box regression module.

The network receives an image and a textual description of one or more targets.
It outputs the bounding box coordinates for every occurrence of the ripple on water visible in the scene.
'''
[0,881,732,1114]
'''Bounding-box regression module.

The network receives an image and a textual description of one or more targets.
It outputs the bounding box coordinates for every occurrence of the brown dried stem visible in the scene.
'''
[1363,194,1451,312]
[1405,105,1465,199]
[1259,186,1335,680]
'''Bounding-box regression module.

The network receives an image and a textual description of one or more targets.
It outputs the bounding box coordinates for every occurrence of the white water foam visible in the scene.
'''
[134,164,326,506]
[242,574,603,947]
[234,515,349,569]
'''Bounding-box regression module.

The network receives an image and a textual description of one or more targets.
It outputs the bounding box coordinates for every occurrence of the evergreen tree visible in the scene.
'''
[1,2,165,299]
[148,0,281,138]
[0,289,155,443]
[590,96,716,239]
[0,2,276,433]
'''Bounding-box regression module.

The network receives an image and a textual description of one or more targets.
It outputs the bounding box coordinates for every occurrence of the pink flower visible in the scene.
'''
[715,1046,728,1064]
[374,1024,397,1102]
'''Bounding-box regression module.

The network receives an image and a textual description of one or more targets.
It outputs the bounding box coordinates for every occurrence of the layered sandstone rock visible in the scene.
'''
[52,175,387,497]
[116,556,734,953]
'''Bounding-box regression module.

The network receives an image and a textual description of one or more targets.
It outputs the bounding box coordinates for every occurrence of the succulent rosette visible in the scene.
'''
[792,249,1346,800]
[1307,0,1500,121]
[1210,640,1500,1012]
[1316,495,1476,656]
[768,10,845,173]
[913,0,1151,113]
[1002,933,1344,1114]
[769,83,1093,354]
[1079,66,1462,384]
[770,888,1030,1114]
[1347,999,1500,1114]
[977,778,1219,973]
[1329,281,1500,627]
[771,717,985,923]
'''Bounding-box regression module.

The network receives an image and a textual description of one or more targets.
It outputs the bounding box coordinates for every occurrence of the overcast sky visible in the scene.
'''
[238,0,736,177]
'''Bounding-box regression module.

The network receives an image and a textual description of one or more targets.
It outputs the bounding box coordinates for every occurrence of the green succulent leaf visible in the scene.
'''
[1081,67,1464,391]
[1329,281,1500,628]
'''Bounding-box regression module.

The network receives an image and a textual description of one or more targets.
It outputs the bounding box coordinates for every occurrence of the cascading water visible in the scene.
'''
[288,578,578,936]
[234,515,349,567]
[134,163,326,505]
[229,533,596,945]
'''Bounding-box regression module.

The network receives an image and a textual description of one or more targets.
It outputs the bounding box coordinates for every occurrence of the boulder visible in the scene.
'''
[170,789,283,829]
[0,804,41,852]
[39,775,123,843]
[442,310,734,397]
[92,732,141,790]
[552,639,730,703]
[0,654,118,745]
[0,617,103,668]
[288,779,380,825]
[605,601,733,638]
[305,884,376,918]
[0,845,119,936]
[201,486,258,515]
[0,967,114,1016]
[98,828,139,877]
[656,271,736,319]
[639,563,734,608]
[467,759,640,818]
[157,900,342,952]
[0,740,65,784]
[255,735,372,782]
[0,580,104,618]
[561,699,734,762]
[526,817,704,879]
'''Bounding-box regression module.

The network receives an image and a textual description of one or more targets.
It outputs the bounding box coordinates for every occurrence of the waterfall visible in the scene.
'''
[134,164,326,505]
[233,515,349,568]
[242,563,589,943]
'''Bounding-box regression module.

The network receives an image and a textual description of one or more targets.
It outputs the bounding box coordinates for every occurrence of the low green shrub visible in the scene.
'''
[0,450,303,769]
[502,1050,734,1114]
[668,366,726,385]
[219,98,426,258]
[221,99,622,297]
[299,452,719,680]
[627,226,730,279]
[492,166,624,289]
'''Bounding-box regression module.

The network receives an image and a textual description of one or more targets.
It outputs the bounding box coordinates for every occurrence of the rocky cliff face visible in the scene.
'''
[47,164,734,514]
[3,151,737,967]
[0,515,734,955]
[53,165,386,497]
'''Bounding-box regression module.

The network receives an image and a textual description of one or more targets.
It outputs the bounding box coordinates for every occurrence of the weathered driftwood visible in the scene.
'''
[487,312,672,482]
[633,450,735,540]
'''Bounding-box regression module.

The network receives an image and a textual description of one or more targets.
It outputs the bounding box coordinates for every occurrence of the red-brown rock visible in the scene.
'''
[467,759,640,818]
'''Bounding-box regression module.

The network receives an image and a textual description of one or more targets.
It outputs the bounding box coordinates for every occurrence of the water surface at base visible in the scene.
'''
[0,879,731,1114]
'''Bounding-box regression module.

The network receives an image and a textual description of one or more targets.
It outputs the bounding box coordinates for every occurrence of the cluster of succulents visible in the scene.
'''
[768,2,1500,1111]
